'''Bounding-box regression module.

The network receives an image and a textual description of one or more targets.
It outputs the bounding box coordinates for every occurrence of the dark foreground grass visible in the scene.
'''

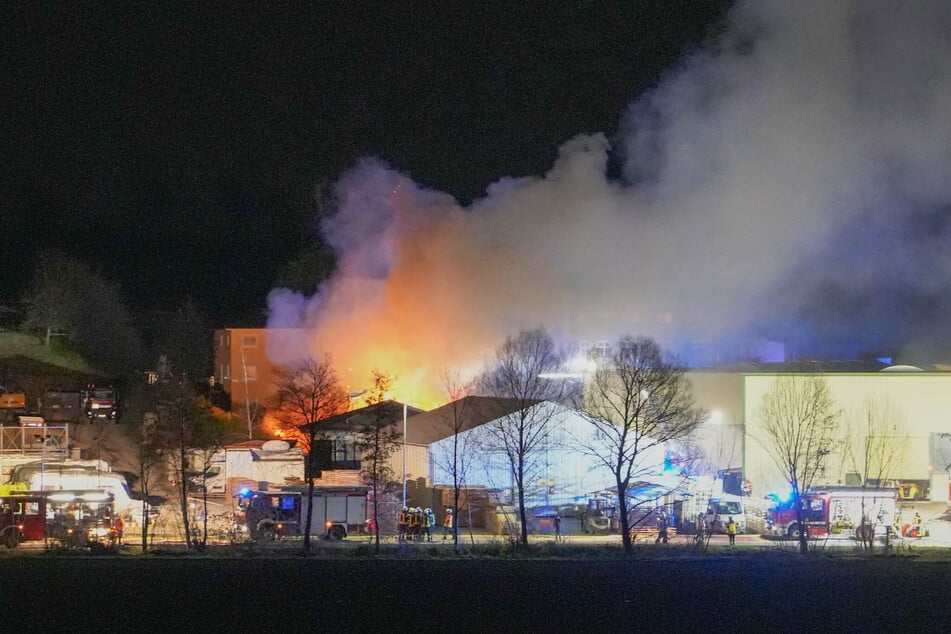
[2,550,948,632]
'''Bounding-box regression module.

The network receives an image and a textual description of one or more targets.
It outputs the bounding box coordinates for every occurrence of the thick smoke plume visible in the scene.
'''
[268,1,951,400]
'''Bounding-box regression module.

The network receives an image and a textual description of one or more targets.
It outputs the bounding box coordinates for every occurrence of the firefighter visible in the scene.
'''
[893,509,902,537]
[726,516,738,546]
[442,508,453,540]
[913,511,922,538]
[409,507,421,540]
[425,508,436,541]
[695,512,706,544]
[113,513,124,546]
[398,506,408,542]
[654,509,669,544]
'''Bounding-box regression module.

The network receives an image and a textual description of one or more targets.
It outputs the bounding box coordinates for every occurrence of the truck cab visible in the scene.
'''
[704,497,746,534]
[241,491,302,541]
[82,386,118,421]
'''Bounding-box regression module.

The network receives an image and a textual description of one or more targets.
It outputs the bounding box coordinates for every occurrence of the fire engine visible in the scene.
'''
[0,489,120,551]
[766,486,897,540]
[82,385,119,421]
[235,486,370,542]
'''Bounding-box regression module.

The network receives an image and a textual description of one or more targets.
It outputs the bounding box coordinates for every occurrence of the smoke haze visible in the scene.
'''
[268,1,951,399]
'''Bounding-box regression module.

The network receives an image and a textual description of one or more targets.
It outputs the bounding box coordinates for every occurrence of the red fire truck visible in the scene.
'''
[0,489,120,551]
[766,485,897,540]
[235,486,369,542]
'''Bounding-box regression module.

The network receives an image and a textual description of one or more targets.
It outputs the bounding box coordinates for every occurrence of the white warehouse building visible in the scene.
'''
[421,397,674,507]
[689,368,951,503]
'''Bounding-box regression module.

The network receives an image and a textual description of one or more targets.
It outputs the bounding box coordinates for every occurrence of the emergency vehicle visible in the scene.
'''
[235,486,369,542]
[766,486,897,540]
[82,385,119,421]
[0,489,120,551]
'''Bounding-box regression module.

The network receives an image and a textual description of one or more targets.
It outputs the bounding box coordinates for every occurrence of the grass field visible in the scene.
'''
[2,548,948,632]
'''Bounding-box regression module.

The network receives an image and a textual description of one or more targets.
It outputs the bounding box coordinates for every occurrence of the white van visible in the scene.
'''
[704,497,746,534]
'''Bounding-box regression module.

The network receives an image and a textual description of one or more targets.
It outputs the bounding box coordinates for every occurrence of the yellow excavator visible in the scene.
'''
[897,482,921,501]
[882,479,924,501]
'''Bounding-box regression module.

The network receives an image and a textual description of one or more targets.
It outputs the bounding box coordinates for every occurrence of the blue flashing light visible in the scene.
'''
[766,490,794,506]
[238,487,251,497]
[877,357,893,365]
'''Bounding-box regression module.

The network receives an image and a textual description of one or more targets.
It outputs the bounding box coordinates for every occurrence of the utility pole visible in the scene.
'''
[402,403,407,508]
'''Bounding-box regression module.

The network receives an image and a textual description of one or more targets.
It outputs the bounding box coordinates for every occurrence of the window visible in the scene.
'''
[715,501,743,515]
[245,365,258,381]
[332,438,362,469]
[242,334,258,348]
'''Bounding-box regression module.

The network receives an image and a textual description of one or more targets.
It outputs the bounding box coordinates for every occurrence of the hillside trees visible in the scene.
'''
[579,336,705,554]
[272,244,336,297]
[478,328,567,545]
[756,375,841,554]
[144,300,212,385]
[20,252,142,374]
[271,356,349,551]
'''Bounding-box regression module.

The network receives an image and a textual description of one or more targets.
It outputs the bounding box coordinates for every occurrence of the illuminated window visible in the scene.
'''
[242,334,258,348]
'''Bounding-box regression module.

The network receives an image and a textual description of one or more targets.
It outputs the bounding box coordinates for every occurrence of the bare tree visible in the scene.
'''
[755,375,841,554]
[357,371,403,553]
[190,437,224,548]
[271,355,349,552]
[119,377,171,552]
[478,328,567,546]
[843,397,908,549]
[133,413,162,552]
[432,369,477,549]
[578,336,704,554]
[165,393,226,550]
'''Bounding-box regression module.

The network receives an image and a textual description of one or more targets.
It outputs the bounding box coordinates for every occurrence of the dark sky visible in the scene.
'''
[1,2,731,328]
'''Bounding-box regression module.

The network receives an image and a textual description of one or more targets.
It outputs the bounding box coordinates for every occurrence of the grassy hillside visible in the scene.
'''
[0,331,105,394]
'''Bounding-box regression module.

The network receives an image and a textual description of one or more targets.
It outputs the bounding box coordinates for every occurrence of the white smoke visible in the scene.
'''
[268,0,951,391]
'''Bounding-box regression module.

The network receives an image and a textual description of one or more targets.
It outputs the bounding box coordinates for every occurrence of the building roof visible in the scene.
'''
[404,396,542,445]
[306,400,426,436]
[224,440,268,450]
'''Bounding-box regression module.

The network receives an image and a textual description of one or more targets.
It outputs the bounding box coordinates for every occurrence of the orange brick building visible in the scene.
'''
[213,328,314,409]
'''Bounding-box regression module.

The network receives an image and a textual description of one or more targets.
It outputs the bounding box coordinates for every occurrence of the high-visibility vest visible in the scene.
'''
[398,511,408,525]
[443,513,453,528]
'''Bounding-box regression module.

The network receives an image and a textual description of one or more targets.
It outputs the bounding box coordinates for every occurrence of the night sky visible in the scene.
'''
[2,2,730,328]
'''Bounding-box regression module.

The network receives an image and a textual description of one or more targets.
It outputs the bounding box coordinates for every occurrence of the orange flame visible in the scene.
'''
[342,364,445,412]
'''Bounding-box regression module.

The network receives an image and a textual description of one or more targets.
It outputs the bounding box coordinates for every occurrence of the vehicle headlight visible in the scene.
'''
[92,528,109,537]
